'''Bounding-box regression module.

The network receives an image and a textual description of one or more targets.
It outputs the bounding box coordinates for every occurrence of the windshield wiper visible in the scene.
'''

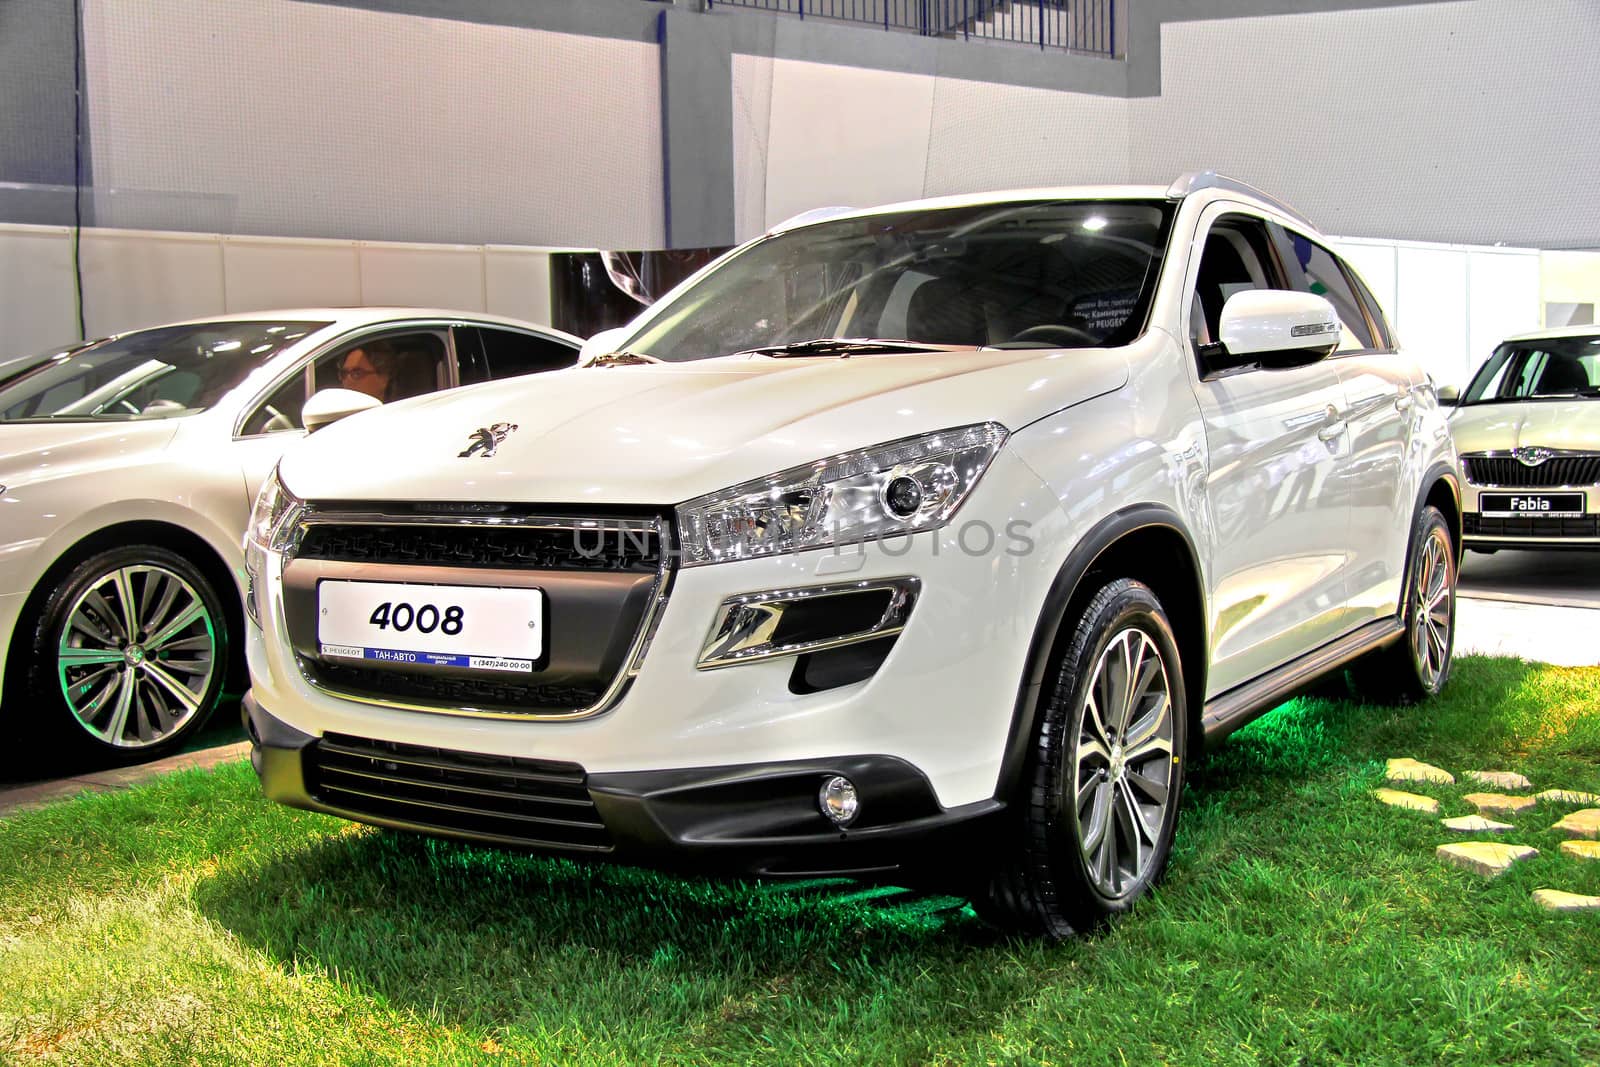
[736,338,943,359]
[586,350,662,367]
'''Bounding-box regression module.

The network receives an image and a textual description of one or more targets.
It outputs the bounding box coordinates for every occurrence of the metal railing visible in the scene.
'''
[702,0,1117,57]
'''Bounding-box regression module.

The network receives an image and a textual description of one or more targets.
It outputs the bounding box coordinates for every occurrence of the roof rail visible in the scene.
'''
[1166,171,1317,231]
[766,205,855,235]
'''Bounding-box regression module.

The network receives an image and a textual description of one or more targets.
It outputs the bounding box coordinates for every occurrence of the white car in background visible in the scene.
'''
[1448,325,1600,553]
[0,309,579,765]
[243,175,1461,938]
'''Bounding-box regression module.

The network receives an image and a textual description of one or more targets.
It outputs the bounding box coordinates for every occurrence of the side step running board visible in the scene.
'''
[1201,618,1406,743]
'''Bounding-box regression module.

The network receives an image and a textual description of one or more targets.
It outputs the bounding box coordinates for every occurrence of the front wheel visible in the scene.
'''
[23,545,230,765]
[980,578,1187,939]
[1351,505,1456,702]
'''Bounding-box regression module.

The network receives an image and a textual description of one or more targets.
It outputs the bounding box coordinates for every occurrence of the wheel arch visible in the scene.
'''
[3,519,246,703]
[997,504,1208,802]
[1402,463,1463,613]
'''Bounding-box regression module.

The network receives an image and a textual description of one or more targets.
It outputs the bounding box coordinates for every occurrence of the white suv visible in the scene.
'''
[243,174,1459,937]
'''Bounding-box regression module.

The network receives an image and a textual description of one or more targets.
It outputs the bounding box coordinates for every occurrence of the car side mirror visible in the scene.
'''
[1436,384,1461,406]
[1206,290,1341,372]
[302,387,381,432]
[578,326,631,367]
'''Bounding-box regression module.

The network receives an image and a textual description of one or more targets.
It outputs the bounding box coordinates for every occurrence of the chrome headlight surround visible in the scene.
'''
[675,423,1008,567]
[243,465,303,625]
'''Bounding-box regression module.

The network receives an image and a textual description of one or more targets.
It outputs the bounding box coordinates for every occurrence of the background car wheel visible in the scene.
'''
[1350,505,1456,703]
[979,578,1187,939]
[23,545,230,766]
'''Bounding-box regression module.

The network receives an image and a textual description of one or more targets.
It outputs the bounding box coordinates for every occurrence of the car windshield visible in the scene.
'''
[0,321,328,423]
[1461,338,1600,404]
[621,199,1175,362]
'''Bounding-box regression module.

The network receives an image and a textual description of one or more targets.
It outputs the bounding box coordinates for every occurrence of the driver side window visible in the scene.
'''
[1189,215,1282,352]
[239,330,449,435]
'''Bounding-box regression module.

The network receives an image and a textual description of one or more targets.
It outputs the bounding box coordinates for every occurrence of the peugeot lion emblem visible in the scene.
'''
[1513,447,1554,468]
[458,422,518,459]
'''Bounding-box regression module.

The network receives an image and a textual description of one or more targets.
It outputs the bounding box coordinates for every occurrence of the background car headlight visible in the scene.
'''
[243,466,303,624]
[676,423,1007,566]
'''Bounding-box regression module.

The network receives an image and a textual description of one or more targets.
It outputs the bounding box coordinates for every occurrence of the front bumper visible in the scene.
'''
[245,692,1003,884]
[1461,486,1600,549]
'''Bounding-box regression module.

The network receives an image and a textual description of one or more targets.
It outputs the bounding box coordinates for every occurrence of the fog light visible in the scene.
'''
[819,775,859,827]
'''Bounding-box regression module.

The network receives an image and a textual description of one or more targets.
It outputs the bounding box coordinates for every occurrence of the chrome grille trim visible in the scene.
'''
[1462,450,1600,489]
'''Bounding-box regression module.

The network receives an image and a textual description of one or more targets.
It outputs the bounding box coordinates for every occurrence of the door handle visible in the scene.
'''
[1394,394,1415,414]
[1317,419,1348,442]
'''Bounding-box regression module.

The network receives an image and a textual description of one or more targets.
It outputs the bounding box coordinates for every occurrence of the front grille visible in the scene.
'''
[1463,455,1600,488]
[1464,514,1600,538]
[296,521,660,572]
[306,732,612,851]
[309,660,602,713]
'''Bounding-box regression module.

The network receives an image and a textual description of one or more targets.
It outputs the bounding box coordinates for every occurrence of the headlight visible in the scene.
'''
[676,423,1007,566]
[243,466,303,624]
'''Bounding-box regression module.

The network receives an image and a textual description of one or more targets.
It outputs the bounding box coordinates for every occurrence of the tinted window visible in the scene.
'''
[240,330,449,435]
[1190,215,1283,349]
[1280,233,1375,352]
[1346,267,1394,349]
[0,322,325,422]
[1462,339,1600,404]
[624,200,1176,360]
[477,327,577,380]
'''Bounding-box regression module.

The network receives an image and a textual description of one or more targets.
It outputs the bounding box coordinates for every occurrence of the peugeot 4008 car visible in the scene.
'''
[0,309,579,766]
[1448,325,1600,553]
[243,175,1459,938]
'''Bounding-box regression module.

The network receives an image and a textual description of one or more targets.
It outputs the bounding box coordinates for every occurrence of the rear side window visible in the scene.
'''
[1277,231,1376,352]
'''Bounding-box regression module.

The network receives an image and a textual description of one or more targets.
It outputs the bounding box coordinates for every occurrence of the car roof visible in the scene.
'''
[1502,323,1600,344]
[112,308,581,344]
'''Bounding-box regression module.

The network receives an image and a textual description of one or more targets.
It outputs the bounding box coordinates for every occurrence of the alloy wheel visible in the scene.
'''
[1071,626,1175,898]
[56,564,218,748]
[1412,527,1453,690]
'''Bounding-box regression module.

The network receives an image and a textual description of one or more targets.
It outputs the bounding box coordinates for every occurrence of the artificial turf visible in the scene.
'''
[1,655,1596,1065]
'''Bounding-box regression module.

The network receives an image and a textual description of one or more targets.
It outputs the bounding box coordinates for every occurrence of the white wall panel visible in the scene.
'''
[82,0,664,249]
[79,230,225,337]
[485,247,554,326]
[1131,1,1600,248]
[731,54,777,243]
[922,77,1129,196]
[761,58,938,229]
[1466,251,1542,370]
[0,225,78,357]
[1395,247,1469,389]
[357,245,486,312]
[222,237,361,313]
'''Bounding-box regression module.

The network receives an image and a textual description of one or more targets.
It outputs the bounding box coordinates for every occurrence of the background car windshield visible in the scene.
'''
[623,200,1175,361]
[1462,338,1600,403]
[0,321,327,423]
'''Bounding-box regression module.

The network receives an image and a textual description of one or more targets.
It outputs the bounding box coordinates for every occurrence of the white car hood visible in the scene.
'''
[1450,399,1600,454]
[277,348,1129,505]
[0,420,182,489]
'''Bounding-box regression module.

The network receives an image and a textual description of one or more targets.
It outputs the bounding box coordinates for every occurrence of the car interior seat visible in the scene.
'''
[904,277,988,346]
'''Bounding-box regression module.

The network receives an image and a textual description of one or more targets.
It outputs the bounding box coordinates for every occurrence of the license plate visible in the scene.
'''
[318,580,543,673]
[1480,492,1585,518]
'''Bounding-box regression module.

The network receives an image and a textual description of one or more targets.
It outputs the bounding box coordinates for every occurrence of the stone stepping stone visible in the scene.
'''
[1374,788,1439,814]
[1466,770,1532,791]
[1386,758,1454,785]
[1437,842,1538,878]
[1537,789,1600,806]
[1551,809,1600,839]
[1560,840,1600,862]
[1532,889,1600,913]
[1442,815,1513,834]
[1463,792,1536,817]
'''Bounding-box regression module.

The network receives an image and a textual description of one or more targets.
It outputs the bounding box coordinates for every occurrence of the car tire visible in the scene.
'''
[1350,505,1456,703]
[979,578,1187,939]
[22,545,230,765]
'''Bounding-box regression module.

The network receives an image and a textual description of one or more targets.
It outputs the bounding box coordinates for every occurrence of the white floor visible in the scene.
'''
[1456,596,1600,667]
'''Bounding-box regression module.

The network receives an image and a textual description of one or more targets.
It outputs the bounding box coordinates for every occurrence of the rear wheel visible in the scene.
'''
[980,579,1187,939]
[23,545,229,764]
[1351,505,1455,702]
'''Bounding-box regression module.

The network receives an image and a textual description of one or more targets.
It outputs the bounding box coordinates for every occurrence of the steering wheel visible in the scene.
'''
[1008,324,1101,348]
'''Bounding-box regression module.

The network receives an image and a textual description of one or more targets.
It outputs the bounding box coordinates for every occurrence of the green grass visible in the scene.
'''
[1,655,1597,1065]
